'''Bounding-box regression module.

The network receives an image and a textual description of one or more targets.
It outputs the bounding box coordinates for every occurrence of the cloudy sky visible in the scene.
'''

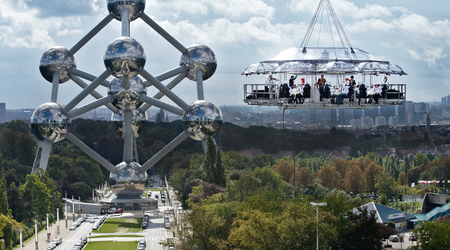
[0,0,449,110]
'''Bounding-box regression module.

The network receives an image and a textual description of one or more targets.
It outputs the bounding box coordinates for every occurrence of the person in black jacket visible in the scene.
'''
[289,75,297,89]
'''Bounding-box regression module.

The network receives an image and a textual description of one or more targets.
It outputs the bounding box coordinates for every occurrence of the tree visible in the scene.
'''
[334,207,389,250]
[177,203,226,249]
[21,173,50,218]
[7,182,23,222]
[227,174,259,202]
[203,136,216,183]
[414,153,430,167]
[343,164,364,194]
[228,201,335,250]
[348,141,359,158]
[291,167,314,188]
[411,218,450,250]
[0,214,8,249]
[397,172,407,186]
[0,154,9,216]
[215,149,226,187]
[316,164,341,190]
[273,160,294,183]
[375,171,397,198]
[0,154,13,249]
[253,166,284,190]
[364,162,383,194]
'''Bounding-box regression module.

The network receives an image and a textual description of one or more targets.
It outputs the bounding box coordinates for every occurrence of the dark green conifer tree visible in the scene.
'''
[215,149,226,187]
[0,154,13,249]
[202,136,216,183]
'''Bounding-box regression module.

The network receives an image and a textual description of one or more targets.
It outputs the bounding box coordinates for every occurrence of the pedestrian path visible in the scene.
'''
[18,217,74,250]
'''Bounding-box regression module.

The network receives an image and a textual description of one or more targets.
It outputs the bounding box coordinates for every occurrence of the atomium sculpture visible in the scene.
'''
[31,0,222,198]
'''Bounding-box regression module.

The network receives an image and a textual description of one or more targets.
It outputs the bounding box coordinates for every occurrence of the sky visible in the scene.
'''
[0,0,449,110]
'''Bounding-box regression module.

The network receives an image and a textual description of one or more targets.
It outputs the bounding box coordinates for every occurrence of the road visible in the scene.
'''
[19,176,175,250]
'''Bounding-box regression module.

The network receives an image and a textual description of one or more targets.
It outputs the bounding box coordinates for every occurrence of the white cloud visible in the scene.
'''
[147,0,275,21]
[208,0,276,21]
[0,0,84,49]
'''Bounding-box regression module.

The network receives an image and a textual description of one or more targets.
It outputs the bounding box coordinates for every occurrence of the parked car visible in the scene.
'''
[69,223,77,230]
[51,237,62,245]
[141,221,148,229]
[161,198,165,203]
[164,221,171,229]
[80,236,87,245]
[409,233,416,241]
[389,235,399,242]
[139,239,146,247]
[107,208,117,214]
[115,208,124,213]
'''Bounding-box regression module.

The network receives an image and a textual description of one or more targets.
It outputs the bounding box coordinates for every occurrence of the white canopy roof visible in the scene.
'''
[242,47,407,76]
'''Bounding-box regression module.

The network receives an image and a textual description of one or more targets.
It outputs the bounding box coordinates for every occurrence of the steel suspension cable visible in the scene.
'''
[300,0,325,49]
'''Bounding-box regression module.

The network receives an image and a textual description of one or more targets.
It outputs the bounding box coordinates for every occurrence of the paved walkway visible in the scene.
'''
[17,217,75,250]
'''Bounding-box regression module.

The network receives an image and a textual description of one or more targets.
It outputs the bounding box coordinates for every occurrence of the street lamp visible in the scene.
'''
[56,208,60,235]
[46,213,49,242]
[34,220,38,250]
[19,229,23,250]
[310,202,327,250]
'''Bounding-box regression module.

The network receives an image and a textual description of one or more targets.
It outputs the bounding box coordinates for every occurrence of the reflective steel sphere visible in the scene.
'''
[31,102,71,143]
[104,37,146,79]
[39,46,76,83]
[180,44,217,81]
[108,76,146,110]
[182,100,223,141]
[109,161,147,198]
[111,110,147,138]
[107,0,145,21]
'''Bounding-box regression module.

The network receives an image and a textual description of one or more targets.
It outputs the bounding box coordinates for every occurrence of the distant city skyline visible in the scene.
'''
[0,0,449,110]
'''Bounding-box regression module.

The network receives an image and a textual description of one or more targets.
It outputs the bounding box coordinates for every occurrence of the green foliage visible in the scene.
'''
[253,166,284,190]
[20,173,50,219]
[411,218,450,250]
[375,171,397,198]
[215,149,226,187]
[0,155,10,216]
[84,241,139,250]
[95,218,142,233]
[333,207,389,250]
[414,153,430,167]
[203,137,216,183]
[226,174,259,202]
[0,214,8,248]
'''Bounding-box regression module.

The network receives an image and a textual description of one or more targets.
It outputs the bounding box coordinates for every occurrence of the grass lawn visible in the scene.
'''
[84,241,138,250]
[95,218,142,233]
[89,235,144,239]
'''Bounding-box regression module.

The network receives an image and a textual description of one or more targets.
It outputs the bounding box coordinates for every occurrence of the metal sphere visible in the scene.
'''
[180,44,217,81]
[109,161,147,198]
[108,76,146,110]
[104,37,146,79]
[107,0,145,21]
[39,46,76,83]
[31,102,71,143]
[182,100,223,141]
[111,110,147,138]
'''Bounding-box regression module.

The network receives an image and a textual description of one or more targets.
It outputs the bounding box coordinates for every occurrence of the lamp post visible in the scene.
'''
[72,195,75,221]
[310,202,327,250]
[34,220,38,250]
[46,213,50,242]
[65,202,68,228]
[79,196,81,216]
[19,229,23,250]
[57,208,60,235]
